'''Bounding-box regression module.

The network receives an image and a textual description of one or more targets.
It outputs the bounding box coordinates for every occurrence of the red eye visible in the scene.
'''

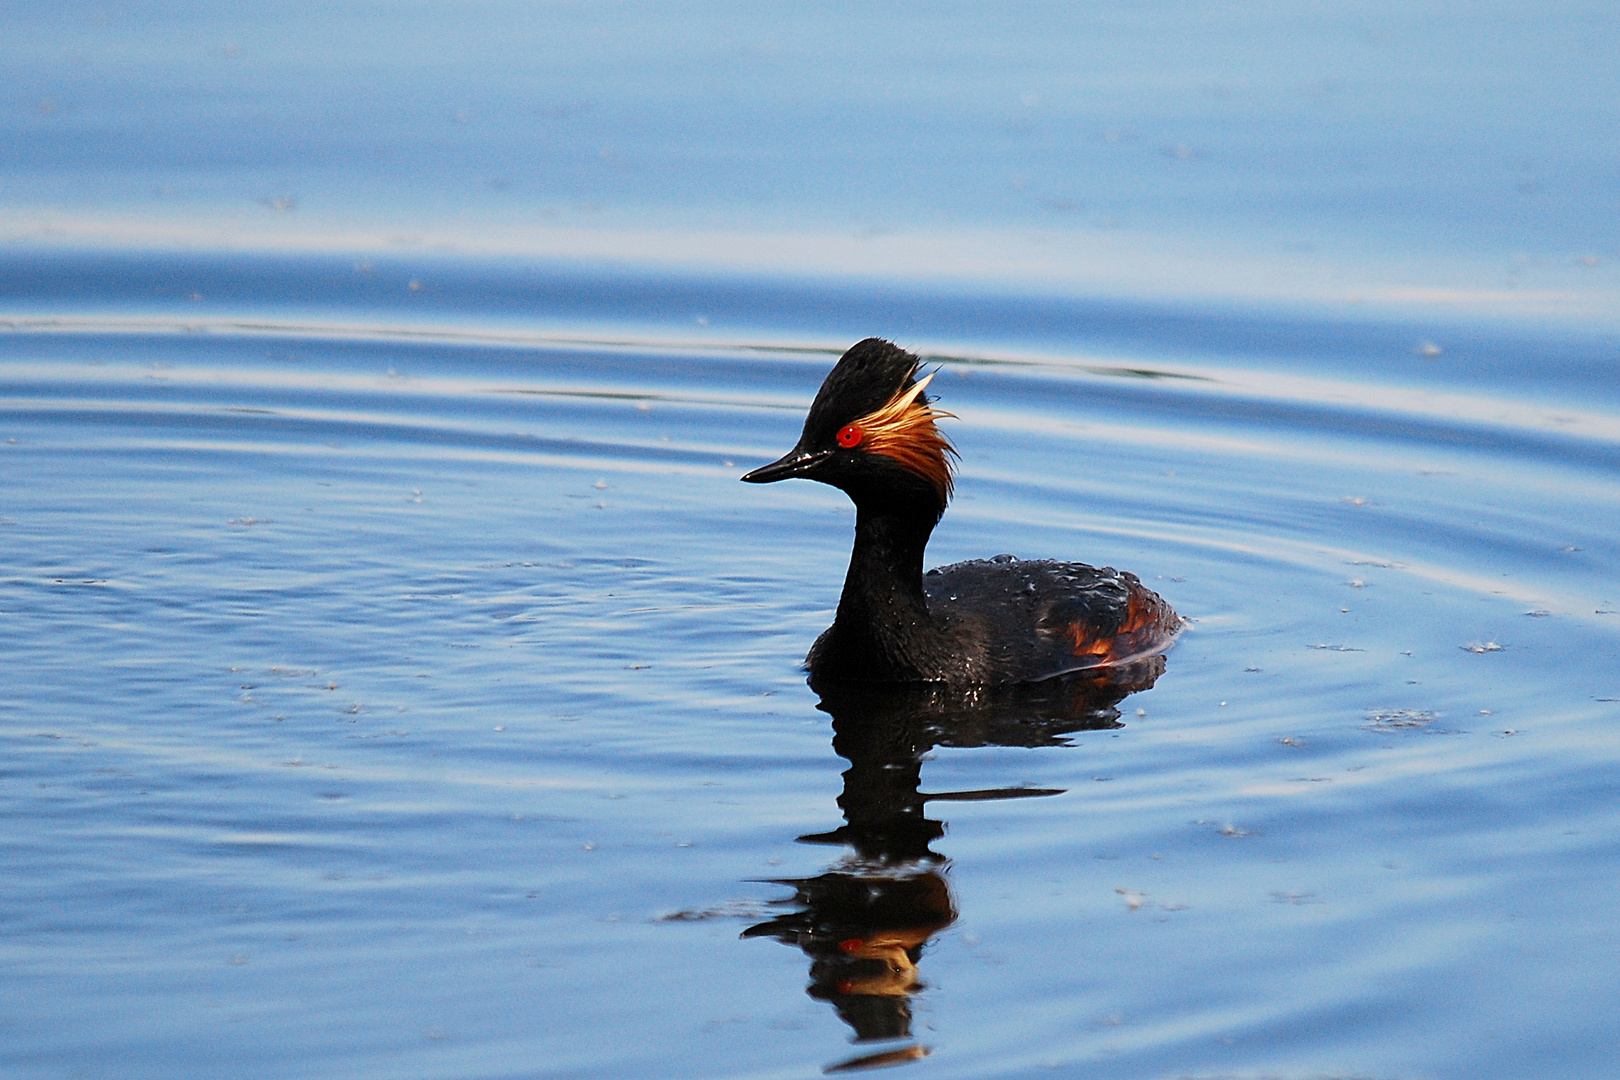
[837,424,863,448]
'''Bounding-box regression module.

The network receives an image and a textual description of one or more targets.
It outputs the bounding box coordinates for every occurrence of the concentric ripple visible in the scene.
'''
[2,264,1618,1080]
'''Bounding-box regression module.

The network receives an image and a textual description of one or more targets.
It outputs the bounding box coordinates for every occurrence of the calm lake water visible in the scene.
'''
[7,2,1618,321]
[5,2,1620,1076]
[2,253,1617,1078]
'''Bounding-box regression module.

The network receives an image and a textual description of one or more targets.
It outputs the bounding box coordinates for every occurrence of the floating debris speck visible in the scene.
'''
[1366,709,1439,729]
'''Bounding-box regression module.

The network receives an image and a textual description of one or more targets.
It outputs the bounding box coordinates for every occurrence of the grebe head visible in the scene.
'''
[742,338,957,514]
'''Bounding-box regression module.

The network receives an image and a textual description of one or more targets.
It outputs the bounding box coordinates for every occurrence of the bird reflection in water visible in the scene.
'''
[743,657,1166,1072]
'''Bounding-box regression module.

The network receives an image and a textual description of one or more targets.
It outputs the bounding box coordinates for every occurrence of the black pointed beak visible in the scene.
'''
[741,447,830,484]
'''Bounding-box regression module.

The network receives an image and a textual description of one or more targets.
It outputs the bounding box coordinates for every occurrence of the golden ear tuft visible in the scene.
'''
[852,370,958,502]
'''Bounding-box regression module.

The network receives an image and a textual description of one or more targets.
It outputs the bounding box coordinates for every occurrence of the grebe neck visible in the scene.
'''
[832,504,939,658]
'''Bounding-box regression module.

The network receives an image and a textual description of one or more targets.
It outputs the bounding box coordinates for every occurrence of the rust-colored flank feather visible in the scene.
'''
[854,371,958,503]
[1064,584,1182,667]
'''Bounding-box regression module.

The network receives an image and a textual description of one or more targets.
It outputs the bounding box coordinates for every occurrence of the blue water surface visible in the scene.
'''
[3,255,1618,1079]
[3,4,1620,1077]
[4,2,1618,321]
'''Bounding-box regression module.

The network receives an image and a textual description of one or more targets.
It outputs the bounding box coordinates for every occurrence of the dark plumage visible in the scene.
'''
[743,338,1181,684]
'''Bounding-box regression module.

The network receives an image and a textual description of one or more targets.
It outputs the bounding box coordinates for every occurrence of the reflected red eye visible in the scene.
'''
[837,424,863,448]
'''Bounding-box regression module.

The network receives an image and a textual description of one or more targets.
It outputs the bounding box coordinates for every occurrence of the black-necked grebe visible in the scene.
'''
[742,338,1181,684]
